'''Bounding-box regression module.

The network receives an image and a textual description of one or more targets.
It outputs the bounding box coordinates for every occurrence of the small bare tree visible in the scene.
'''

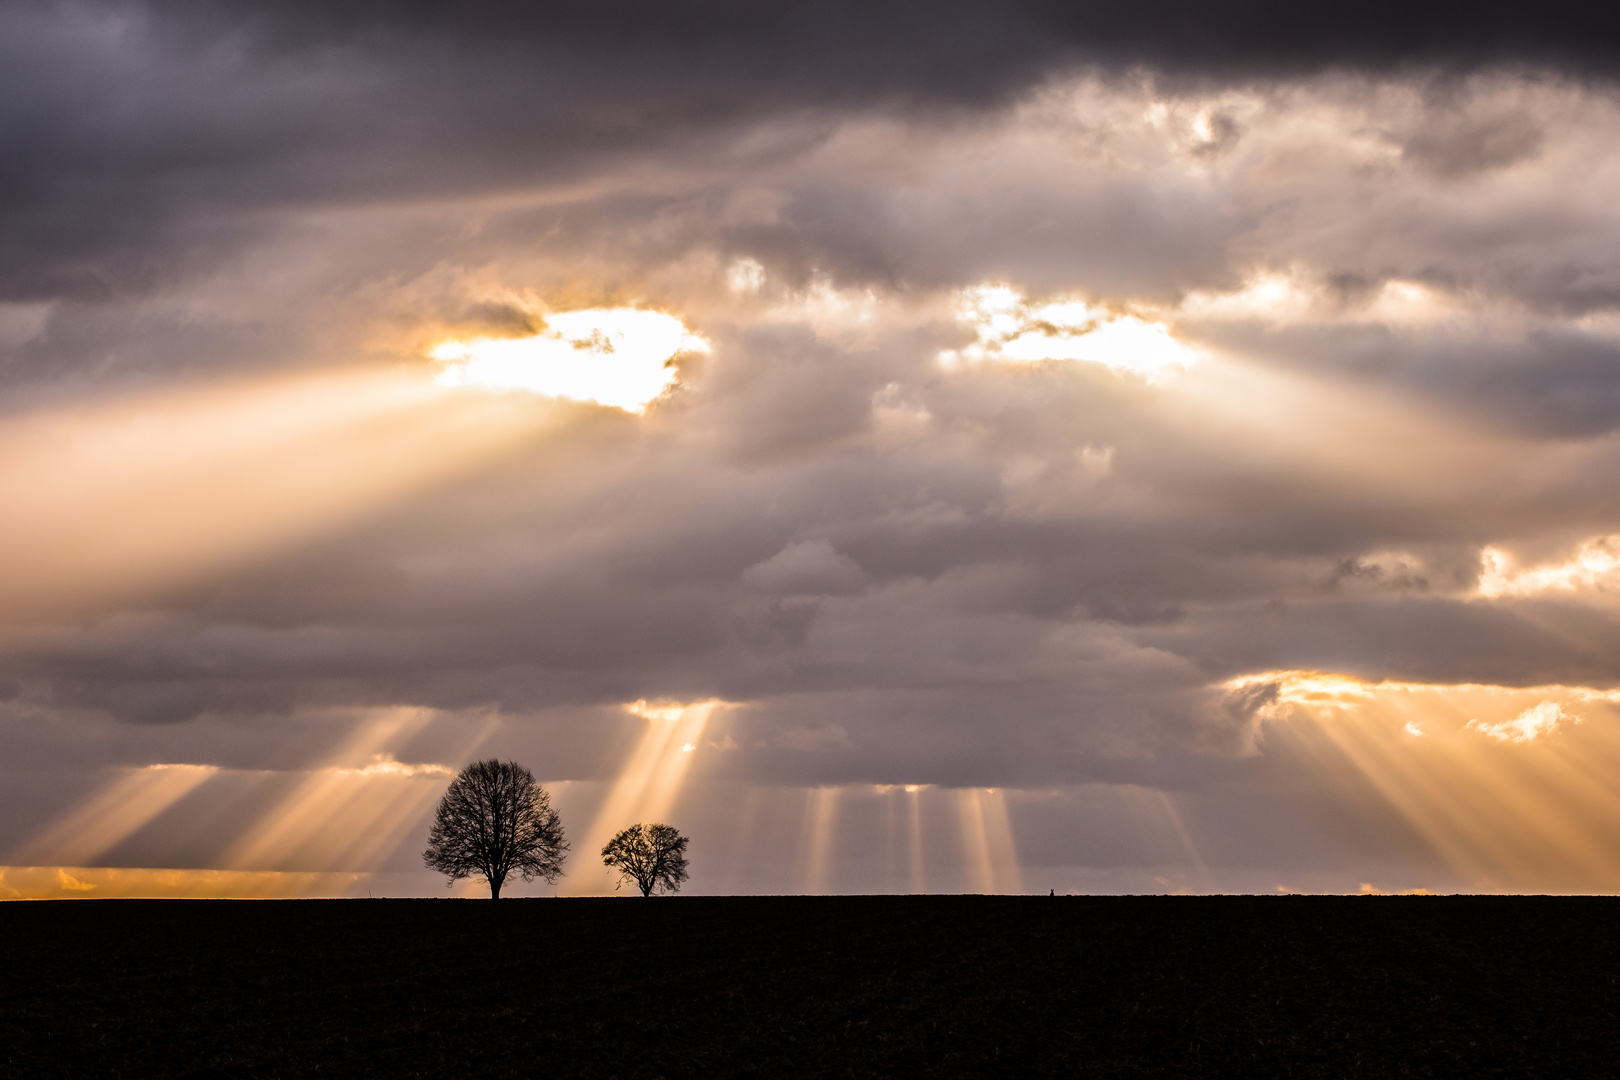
[423,759,567,899]
[601,822,690,896]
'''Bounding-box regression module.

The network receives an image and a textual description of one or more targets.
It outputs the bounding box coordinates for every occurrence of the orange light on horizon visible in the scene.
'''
[0,865,371,901]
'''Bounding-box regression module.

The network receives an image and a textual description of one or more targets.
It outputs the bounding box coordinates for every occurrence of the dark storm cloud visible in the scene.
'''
[217,0,1620,80]
[4,0,1619,303]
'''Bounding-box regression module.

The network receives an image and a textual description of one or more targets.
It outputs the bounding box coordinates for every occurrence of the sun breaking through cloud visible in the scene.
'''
[940,285,1202,377]
[432,308,709,411]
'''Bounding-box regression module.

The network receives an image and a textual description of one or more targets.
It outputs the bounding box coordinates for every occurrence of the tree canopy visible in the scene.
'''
[601,822,690,896]
[423,759,567,899]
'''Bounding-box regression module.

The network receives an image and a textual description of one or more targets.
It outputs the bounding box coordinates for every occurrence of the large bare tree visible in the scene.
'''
[423,759,567,899]
[601,822,690,896]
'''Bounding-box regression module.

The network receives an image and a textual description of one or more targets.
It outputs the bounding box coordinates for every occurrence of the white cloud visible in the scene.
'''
[1466,702,1576,743]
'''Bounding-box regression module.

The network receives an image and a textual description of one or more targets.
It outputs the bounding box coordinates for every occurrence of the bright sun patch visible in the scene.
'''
[940,284,1202,378]
[1477,537,1620,599]
[432,308,709,412]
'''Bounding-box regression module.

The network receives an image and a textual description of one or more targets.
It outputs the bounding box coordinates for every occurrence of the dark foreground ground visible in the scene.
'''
[3,895,1618,1078]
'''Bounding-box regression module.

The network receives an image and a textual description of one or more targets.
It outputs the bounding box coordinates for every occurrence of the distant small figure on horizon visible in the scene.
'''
[422,759,568,899]
[601,822,690,896]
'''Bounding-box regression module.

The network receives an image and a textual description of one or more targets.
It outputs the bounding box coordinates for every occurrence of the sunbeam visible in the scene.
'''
[723,786,764,893]
[906,785,927,894]
[13,763,217,867]
[0,367,562,619]
[800,786,842,894]
[1154,790,1211,891]
[883,786,899,893]
[566,699,722,895]
[222,708,480,872]
[1244,671,1620,891]
[955,788,1025,894]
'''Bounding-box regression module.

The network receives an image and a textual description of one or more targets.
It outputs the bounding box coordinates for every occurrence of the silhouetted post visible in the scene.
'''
[423,759,568,899]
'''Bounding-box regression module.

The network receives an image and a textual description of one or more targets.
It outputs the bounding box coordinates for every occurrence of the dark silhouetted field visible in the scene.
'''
[3,895,1617,1077]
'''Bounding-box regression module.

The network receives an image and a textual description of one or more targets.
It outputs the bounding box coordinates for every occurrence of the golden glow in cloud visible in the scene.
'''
[1180,271,1464,328]
[1236,670,1620,891]
[1466,702,1577,743]
[1234,669,1620,716]
[432,308,709,411]
[1478,537,1620,599]
[940,284,1202,377]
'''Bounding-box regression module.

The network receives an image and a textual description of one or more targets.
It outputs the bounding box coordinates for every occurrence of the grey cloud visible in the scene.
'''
[9,291,1620,758]
[1400,110,1546,176]
[743,540,867,596]
[1203,323,1620,439]
[202,1,1620,81]
[4,1,1619,306]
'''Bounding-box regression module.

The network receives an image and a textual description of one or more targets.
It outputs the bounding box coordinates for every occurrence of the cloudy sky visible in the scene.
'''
[7,1,1620,899]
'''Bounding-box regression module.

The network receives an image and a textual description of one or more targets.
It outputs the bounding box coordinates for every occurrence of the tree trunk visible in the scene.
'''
[489,876,503,900]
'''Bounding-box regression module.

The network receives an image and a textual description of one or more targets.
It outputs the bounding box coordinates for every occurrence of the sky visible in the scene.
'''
[6,0,1620,899]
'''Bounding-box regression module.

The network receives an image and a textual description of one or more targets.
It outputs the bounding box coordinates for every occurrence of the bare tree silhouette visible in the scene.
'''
[423,759,567,899]
[601,822,690,896]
